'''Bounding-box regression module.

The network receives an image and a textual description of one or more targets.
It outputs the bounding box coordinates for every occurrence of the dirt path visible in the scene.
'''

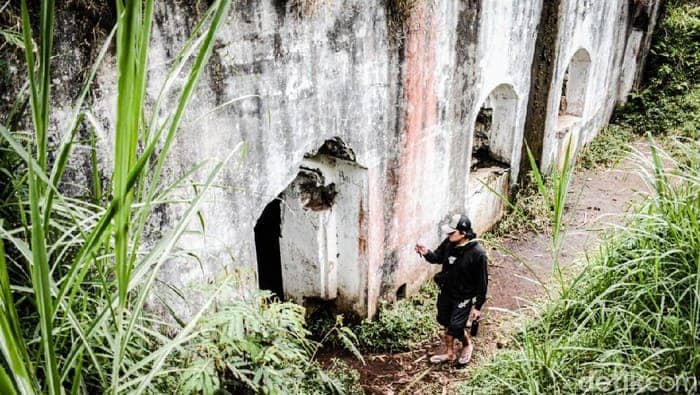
[329,143,653,394]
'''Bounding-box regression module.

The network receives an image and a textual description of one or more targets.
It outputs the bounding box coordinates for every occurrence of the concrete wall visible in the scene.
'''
[39,0,661,319]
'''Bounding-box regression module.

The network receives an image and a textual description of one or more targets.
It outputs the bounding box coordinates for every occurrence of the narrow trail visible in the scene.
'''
[332,141,654,394]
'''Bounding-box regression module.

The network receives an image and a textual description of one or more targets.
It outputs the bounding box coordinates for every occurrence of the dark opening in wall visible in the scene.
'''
[254,197,284,299]
[396,283,407,301]
[296,168,337,211]
[472,107,500,170]
[255,136,369,314]
[630,0,651,30]
[471,83,517,171]
[559,71,570,115]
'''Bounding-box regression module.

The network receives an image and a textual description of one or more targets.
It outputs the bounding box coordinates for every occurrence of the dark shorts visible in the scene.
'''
[436,291,473,336]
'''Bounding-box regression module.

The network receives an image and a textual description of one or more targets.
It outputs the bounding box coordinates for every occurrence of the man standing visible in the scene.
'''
[415,214,488,365]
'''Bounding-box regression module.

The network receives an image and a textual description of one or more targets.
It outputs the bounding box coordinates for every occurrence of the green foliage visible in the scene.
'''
[614,1,700,139]
[352,281,439,353]
[314,359,364,395]
[461,139,700,394]
[490,177,550,237]
[576,124,635,170]
[171,291,341,394]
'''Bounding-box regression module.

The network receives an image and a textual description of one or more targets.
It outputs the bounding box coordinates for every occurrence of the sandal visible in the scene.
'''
[458,344,474,365]
[429,354,455,364]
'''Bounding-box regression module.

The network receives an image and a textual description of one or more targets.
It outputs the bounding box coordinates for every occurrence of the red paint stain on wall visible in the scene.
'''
[389,2,439,250]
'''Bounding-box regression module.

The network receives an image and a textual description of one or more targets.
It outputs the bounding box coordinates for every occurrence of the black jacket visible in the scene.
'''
[424,239,488,309]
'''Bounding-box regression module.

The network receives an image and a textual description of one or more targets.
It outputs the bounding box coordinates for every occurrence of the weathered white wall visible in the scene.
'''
[468,167,510,236]
[541,0,658,170]
[39,0,661,319]
[470,0,542,182]
[279,158,338,302]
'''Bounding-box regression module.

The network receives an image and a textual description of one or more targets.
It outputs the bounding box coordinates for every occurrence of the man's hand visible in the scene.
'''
[414,244,429,257]
[470,309,482,321]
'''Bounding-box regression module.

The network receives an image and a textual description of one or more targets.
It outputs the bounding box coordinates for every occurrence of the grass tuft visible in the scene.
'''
[576,124,636,170]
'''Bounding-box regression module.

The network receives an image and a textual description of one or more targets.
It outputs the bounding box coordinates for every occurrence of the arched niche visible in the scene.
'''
[558,48,591,118]
[467,83,518,234]
[254,137,368,313]
[472,83,518,170]
[555,48,592,168]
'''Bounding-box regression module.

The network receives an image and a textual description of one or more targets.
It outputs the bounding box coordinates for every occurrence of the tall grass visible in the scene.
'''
[0,1,236,393]
[461,138,700,394]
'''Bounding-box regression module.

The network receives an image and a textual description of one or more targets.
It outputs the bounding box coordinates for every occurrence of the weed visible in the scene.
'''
[576,124,636,170]
[490,179,551,237]
[170,289,349,394]
[352,281,439,353]
[304,358,365,395]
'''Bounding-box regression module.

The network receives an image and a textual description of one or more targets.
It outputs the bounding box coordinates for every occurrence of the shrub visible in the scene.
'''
[614,1,700,139]
[352,281,439,353]
[166,291,346,394]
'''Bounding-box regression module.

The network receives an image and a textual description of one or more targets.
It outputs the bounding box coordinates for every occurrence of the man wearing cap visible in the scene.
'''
[414,214,488,365]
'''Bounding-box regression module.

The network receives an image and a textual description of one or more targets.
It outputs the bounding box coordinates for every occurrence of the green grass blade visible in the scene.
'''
[0,364,18,395]
[525,142,550,210]
[113,0,143,307]
[37,0,55,170]
[0,229,36,394]
[69,349,83,395]
[20,0,60,392]
[27,163,60,395]
[19,1,39,153]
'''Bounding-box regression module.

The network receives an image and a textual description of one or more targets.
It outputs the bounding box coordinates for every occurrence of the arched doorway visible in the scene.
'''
[254,138,368,312]
[467,84,518,234]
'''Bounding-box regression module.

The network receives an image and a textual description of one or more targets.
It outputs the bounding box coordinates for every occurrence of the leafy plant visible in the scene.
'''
[169,288,361,394]
[352,281,439,353]
[306,358,365,395]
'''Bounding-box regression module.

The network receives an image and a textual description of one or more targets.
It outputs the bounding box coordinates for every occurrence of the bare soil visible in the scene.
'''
[321,143,652,394]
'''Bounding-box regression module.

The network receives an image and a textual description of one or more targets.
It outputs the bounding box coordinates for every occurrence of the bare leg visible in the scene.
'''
[445,331,455,360]
[430,328,456,363]
[458,330,474,364]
